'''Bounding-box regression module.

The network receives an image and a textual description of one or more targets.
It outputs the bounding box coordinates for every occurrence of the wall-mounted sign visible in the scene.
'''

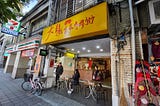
[1,19,21,36]
[21,49,35,57]
[39,49,48,56]
[42,2,108,44]
[34,55,42,73]
[49,59,54,67]
[65,52,75,58]
[5,37,40,53]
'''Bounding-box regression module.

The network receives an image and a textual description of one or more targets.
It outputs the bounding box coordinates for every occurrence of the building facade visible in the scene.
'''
[4,0,160,106]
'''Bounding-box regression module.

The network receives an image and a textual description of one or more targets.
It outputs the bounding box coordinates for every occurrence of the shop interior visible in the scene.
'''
[56,37,111,87]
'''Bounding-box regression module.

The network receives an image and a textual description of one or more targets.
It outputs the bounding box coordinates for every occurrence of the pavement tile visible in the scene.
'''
[0,68,105,106]
[1,102,14,106]
[14,103,28,106]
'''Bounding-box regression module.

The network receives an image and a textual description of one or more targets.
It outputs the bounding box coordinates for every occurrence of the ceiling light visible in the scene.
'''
[100,49,103,52]
[77,51,80,53]
[87,50,91,52]
[96,45,100,49]
[82,47,86,50]
[71,49,74,51]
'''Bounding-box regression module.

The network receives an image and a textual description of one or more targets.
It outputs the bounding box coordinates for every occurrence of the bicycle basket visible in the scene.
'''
[24,73,33,82]
[40,77,47,83]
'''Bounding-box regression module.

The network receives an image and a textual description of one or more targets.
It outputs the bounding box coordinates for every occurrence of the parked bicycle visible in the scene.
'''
[21,73,42,96]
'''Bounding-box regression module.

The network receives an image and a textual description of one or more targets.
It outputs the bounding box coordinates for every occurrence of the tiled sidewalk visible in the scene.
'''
[0,69,84,106]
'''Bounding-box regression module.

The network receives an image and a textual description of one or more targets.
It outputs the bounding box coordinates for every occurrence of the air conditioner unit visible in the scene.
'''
[148,0,160,24]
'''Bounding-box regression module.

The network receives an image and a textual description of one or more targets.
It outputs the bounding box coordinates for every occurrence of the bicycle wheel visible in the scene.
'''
[21,81,32,91]
[31,82,42,96]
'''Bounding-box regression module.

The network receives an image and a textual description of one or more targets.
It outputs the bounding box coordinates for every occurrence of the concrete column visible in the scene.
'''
[43,49,55,88]
[11,51,21,79]
[111,39,119,106]
[0,37,6,68]
[4,54,11,73]
[4,53,16,73]
[111,36,133,106]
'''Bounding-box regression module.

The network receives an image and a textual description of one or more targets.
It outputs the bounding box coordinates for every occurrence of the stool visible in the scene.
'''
[57,80,65,90]
[72,84,81,93]
[83,84,89,96]
[95,87,106,104]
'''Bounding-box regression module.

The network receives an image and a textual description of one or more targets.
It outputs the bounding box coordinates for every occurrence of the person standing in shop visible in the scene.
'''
[55,62,63,87]
[93,65,99,80]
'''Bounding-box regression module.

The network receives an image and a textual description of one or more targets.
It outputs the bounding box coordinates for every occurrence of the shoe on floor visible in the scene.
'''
[71,89,74,92]
[67,90,72,94]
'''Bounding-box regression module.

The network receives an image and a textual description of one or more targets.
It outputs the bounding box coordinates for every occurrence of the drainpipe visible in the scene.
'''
[128,0,136,105]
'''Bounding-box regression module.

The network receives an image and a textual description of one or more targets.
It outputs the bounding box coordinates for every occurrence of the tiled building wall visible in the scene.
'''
[108,2,140,104]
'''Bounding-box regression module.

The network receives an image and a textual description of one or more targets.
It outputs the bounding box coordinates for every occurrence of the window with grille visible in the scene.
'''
[153,1,160,19]
[149,0,160,24]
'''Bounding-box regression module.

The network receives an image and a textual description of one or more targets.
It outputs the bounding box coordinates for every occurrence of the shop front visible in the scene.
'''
[42,1,111,85]
[4,36,40,79]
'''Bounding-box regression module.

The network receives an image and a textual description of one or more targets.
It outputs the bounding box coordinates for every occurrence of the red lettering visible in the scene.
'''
[55,24,62,35]
[74,21,79,30]
[85,15,95,25]
[64,19,73,34]
[64,19,72,25]
[47,26,54,35]
[79,19,84,29]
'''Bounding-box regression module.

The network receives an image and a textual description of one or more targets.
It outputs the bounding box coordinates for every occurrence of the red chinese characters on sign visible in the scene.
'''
[46,15,95,37]
[64,19,72,34]
[64,15,95,32]
[55,24,63,35]
[79,15,95,29]
[74,21,79,30]
[85,15,95,25]
[47,26,54,35]
[45,26,54,40]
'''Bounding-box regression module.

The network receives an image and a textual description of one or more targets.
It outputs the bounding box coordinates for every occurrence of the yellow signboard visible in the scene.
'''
[65,52,75,58]
[42,2,108,45]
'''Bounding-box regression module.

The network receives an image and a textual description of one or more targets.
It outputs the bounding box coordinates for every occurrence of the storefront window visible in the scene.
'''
[77,57,111,86]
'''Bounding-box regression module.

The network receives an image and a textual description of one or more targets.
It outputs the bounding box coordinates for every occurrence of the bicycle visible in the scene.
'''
[21,73,42,96]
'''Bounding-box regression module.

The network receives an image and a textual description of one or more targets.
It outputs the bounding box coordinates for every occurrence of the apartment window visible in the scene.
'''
[75,0,83,13]
[59,0,67,20]
[31,15,47,33]
[74,0,97,13]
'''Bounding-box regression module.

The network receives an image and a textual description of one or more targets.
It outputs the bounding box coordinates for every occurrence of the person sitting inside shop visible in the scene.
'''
[68,69,80,94]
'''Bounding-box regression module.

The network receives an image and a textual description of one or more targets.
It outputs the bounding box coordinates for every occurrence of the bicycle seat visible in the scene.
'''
[34,79,38,82]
